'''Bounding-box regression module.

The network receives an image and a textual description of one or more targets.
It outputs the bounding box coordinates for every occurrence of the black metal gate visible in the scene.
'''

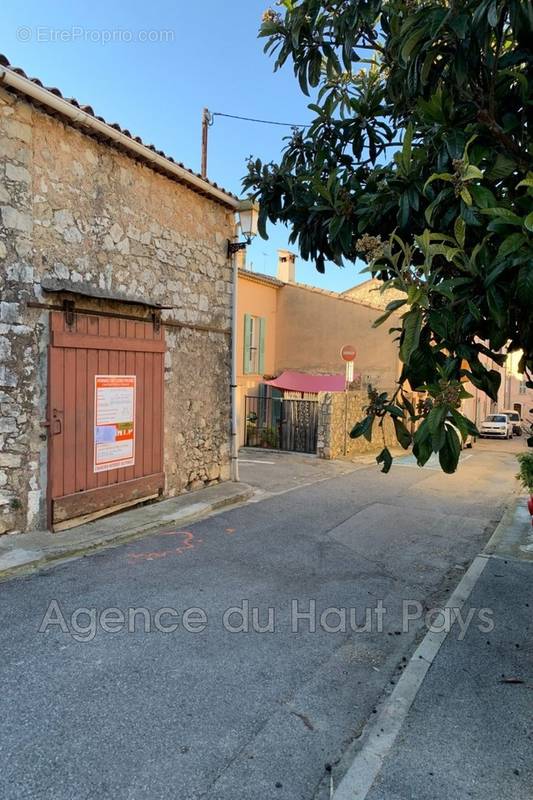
[244,395,318,454]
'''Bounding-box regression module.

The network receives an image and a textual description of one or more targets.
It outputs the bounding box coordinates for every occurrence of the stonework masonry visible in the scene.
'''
[317,391,396,459]
[342,278,406,311]
[0,85,235,533]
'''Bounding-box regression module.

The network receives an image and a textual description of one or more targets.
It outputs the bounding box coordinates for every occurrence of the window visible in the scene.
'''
[243,314,266,375]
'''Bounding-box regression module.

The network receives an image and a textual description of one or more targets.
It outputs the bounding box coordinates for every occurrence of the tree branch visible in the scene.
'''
[476,109,532,167]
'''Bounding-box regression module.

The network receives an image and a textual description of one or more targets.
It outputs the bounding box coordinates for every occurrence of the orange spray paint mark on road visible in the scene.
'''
[127,530,202,563]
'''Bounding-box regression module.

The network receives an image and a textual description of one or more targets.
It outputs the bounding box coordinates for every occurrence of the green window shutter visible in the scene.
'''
[258,317,266,374]
[243,314,253,374]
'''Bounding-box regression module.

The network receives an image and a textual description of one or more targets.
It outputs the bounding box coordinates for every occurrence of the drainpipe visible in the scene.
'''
[230,250,239,482]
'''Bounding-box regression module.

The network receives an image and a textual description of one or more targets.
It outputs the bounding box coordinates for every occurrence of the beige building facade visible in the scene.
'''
[237,254,402,446]
[275,281,400,389]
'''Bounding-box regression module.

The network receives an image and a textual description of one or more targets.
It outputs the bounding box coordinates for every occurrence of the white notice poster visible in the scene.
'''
[94,375,136,473]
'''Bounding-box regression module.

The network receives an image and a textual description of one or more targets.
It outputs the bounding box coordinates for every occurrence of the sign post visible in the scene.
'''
[340,344,357,389]
[340,344,357,455]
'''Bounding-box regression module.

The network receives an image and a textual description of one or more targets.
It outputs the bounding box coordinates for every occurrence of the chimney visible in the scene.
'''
[277,249,296,283]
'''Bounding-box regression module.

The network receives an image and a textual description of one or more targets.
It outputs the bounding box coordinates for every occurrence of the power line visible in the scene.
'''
[211,111,310,128]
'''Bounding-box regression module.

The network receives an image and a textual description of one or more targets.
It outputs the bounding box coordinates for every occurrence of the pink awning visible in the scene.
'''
[264,370,348,393]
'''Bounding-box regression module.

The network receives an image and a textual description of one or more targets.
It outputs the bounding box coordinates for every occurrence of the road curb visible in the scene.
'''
[483,492,525,556]
[331,497,518,800]
[0,485,254,582]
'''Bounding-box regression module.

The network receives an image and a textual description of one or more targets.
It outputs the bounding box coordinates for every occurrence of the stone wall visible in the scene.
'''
[0,85,234,533]
[317,391,396,459]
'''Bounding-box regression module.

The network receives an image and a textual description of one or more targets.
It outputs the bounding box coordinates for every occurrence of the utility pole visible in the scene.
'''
[201,108,210,179]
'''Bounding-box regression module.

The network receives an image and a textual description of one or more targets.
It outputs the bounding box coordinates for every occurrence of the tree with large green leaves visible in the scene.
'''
[244,0,533,473]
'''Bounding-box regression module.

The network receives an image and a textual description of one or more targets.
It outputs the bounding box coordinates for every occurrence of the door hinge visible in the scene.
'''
[152,309,162,334]
[63,298,76,329]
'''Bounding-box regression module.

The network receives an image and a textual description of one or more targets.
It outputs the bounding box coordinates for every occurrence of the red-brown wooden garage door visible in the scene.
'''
[47,310,165,530]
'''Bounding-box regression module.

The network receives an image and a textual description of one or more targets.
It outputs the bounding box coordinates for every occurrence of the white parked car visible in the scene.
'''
[479,414,513,439]
[501,409,522,435]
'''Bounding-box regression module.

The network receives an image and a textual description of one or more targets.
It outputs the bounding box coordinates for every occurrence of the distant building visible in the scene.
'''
[463,350,533,427]
[342,277,405,310]
[345,281,533,426]
[237,252,402,446]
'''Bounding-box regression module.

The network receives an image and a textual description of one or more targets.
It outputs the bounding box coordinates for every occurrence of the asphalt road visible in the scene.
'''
[0,439,522,799]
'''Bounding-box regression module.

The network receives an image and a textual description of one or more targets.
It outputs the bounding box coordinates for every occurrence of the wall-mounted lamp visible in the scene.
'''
[228,199,259,257]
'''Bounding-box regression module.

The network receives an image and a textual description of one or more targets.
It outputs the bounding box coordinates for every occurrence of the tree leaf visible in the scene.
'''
[485,154,517,181]
[363,415,375,442]
[393,417,412,449]
[517,265,533,305]
[412,421,433,466]
[376,447,393,473]
[449,408,479,437]
[480,207,523,226]
[498,232,526,257]
[462,165,484,181]
[401,393,416,417]
[439,425,462,473]
[350,416,372,439]
[400,309,423,364]
[427,406,447,434]
[424,172,454,193]
[454,217,466,247]
[516,174,533,189]
[460,187,472,206]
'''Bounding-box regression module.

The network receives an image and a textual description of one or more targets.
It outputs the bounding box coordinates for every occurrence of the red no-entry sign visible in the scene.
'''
[340,344,357,362]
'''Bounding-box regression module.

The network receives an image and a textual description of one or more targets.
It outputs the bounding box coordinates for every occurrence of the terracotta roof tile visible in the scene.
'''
[239,268,399,314]
[238,269,285,288]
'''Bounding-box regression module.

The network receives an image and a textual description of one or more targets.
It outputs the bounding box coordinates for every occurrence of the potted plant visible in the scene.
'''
[260,426,279,449]
[516,453,533,517]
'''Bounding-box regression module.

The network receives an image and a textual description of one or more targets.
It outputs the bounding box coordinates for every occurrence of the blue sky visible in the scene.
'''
[2,0,366,291]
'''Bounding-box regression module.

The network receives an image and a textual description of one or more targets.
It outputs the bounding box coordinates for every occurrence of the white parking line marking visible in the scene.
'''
[239,459,276,465]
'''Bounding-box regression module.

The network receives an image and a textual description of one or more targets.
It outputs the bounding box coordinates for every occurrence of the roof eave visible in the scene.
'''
[0,64,240,210]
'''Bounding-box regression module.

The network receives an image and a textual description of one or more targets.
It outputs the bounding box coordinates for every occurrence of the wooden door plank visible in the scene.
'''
[51,332,165,352]
[134,351,145,479]
[63,347,77,497]
[49,343,64,500]
[49,311,166,527]
[75,344,87,493]
[74,315,88,495]
[53,472,164,523]
[117,347,127,485]
[96,334,110,489]
[152,352,163,474]
[143,352,154,476]
[86,348,98,491]
[124,346,136,483]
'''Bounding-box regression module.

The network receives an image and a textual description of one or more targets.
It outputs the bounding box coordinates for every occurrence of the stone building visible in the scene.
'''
[341,277,406,310]
[0,56,240,533]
